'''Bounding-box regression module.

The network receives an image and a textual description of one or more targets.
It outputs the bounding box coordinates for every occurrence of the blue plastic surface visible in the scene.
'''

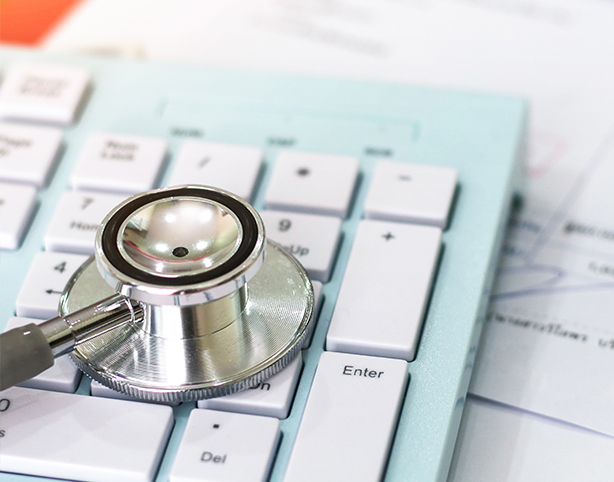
[0,47,526,482]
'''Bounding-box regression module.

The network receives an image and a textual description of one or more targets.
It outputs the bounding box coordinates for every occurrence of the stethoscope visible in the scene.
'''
[0,185,314,402]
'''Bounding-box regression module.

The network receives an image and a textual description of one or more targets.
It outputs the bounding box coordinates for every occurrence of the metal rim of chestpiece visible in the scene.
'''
[59,185,315,402]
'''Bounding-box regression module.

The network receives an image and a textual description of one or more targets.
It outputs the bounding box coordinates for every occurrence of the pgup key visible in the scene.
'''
[260,210,342,282]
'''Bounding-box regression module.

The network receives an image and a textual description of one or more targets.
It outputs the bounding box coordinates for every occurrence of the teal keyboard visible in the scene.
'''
[0,47,526,482]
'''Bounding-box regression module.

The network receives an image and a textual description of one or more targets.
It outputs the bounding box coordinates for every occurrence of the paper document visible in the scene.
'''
[471,105,614,436]
[449,396,614,482]
[45,0,614,436]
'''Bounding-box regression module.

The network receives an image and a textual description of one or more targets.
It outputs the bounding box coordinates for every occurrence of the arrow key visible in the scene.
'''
[15,251,89,319]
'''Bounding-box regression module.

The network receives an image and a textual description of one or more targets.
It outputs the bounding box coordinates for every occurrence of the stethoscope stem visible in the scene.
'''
[41,294,143,357]
[0,294,142,391]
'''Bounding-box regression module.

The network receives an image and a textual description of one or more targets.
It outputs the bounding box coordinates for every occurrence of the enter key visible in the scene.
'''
[284,352,408,482]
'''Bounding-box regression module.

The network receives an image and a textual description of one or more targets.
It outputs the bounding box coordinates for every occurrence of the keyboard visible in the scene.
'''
[0,47,526,482]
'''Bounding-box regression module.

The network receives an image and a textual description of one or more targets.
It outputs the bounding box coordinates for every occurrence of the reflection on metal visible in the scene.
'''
[60,185,314,402]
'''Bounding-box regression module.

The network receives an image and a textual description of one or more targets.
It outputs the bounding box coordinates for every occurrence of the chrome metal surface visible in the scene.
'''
[61,241,314,401]
[95,185,266,306]
[43,294,143,357]
[118,197,243,277]
[142,285,247,339]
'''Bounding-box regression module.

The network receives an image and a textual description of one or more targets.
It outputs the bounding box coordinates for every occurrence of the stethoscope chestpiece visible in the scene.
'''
[96,185,266,306]
[60,185,314,402]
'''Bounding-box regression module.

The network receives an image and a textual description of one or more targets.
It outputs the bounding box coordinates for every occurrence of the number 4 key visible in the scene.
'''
[15,251,89,319]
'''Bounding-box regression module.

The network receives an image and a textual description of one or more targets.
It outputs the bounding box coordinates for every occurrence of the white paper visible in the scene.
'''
[449,396,614,482]
[44,0,614,436]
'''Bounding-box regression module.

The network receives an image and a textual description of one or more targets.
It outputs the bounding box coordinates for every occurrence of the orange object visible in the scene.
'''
[0,0,83,45]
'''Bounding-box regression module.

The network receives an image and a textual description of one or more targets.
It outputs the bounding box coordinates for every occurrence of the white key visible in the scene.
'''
[327,220,441,361]
[90,380,180,407]
[71,132,167,194]
[363,160,458,229]
[260,210,341,282]
[170,409,280,482]
[44,190,128,254]
[304,280,323,347]
[284,352,408,482]
[0,122,63,186]
[0,63,89,125]
[15,251,89,318]
[3,317,81,392]
[198,353,302,419]
[0,387,173,482]
[0,181,37,250]
[168,140,263,201]
[265,150,359,218]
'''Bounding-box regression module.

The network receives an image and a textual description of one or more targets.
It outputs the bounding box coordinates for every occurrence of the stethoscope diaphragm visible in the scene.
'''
[54,185,314,401]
